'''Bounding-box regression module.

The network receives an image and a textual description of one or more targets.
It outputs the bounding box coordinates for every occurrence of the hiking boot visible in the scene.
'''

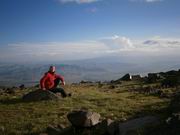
[68,93,72,97]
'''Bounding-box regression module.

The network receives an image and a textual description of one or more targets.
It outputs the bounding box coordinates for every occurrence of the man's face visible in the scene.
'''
[50,66,56,73]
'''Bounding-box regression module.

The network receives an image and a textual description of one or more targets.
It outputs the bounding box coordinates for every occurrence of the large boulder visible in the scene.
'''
[118,116,159,135]
[22,90,61,102]
[120,74,131,81]
[93,117,159,135]
[67,110,101,128]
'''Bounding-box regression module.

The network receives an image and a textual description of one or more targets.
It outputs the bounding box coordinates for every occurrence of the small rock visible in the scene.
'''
[19,84,25,90]
[109,85,116,89]
[67,110,101,128]
[166,113,180,125]
[5,88,15,94]
[166,117,172,124]
[12,86,18,89]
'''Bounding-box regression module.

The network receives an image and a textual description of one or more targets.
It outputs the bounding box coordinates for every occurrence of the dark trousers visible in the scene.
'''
[50,78,67,97]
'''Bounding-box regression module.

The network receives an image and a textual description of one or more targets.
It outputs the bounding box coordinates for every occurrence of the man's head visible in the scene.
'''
[49,66,56,73]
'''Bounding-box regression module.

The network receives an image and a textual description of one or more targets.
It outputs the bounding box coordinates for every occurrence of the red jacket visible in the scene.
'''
[40,72,64,90]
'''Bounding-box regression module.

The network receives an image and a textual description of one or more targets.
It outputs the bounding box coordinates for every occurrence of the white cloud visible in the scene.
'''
[130,0,163,3]
[100,35,134,50]
[59,0,101,4]
[142,37,180,48]
[59,0,163,4]
[0,41,109,62]
[0,36,180,63]
[145,0,163,2]
[99,36,180,60]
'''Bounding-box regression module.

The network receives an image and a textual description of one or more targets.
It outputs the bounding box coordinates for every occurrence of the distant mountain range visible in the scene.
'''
[0,56,180,86]
[0,62,118,86]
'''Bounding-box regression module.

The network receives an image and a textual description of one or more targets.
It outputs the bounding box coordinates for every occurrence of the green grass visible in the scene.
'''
[0,81,172,134]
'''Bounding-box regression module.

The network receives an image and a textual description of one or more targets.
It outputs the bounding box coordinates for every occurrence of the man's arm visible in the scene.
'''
[55,74,65,85]
[40,73,49,90]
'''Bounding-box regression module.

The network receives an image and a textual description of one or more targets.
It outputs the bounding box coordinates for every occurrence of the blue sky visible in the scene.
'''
[0,0,180,62]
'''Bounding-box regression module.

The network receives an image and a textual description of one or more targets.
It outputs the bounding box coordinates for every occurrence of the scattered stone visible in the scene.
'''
[22,90,61,102]
[129,86,163,95]
[5,88,15,94]
[109,85,116,89]
[19,84,25,90]
[80,80,93,84]
[42,115,160,135]
[12,86,18,89]
[67,110,101,128]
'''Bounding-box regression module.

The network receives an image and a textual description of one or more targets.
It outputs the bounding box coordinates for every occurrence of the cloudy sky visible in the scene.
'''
[0,0,180,63]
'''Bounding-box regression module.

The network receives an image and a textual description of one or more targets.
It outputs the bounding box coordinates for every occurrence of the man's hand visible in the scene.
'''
[62,81,66,86]
[42,88,46,90]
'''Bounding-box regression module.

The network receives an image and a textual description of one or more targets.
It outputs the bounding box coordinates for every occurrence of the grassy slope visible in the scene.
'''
[0,81,171,135]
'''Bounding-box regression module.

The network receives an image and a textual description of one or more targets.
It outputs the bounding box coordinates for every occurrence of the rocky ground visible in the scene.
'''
[0,79,179,135]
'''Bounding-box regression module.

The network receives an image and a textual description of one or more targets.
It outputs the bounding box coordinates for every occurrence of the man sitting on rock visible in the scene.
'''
[40,65,70,97]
